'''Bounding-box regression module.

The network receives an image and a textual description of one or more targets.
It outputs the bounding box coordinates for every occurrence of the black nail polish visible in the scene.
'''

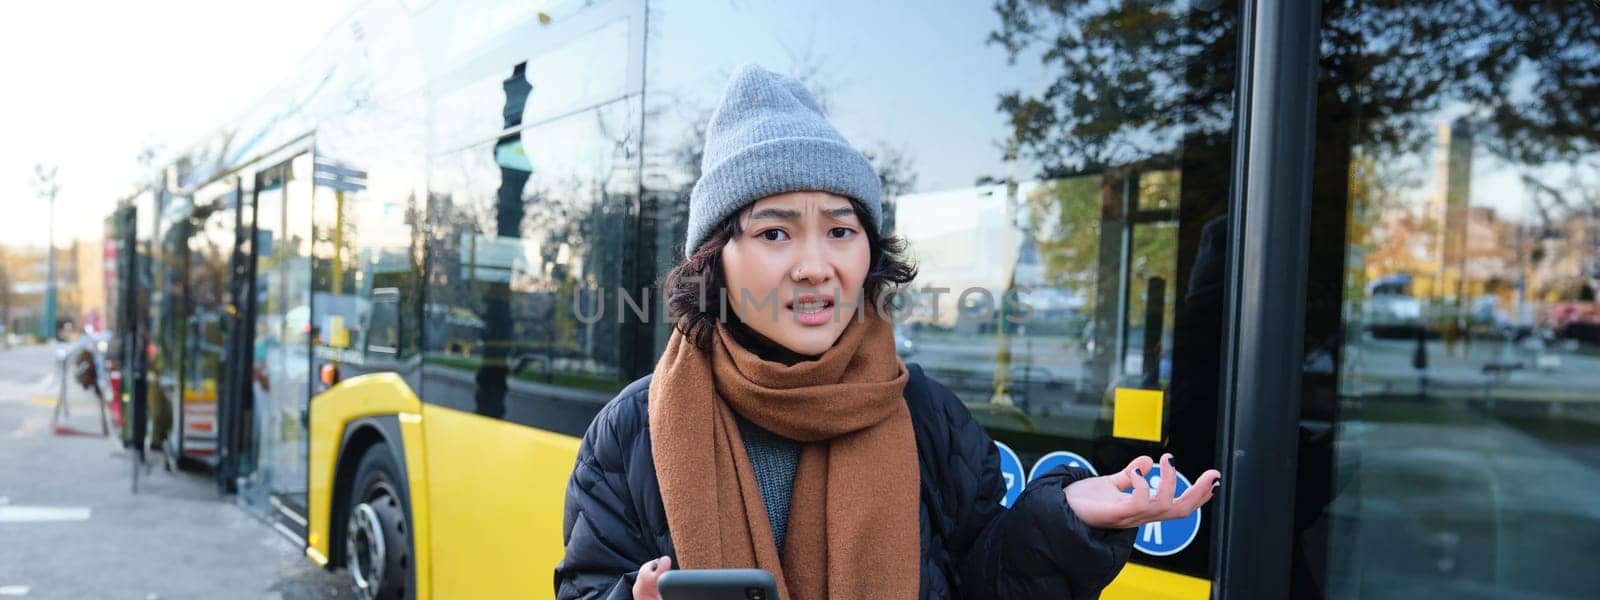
[649,560,659,572]
[1135,468,1143,477]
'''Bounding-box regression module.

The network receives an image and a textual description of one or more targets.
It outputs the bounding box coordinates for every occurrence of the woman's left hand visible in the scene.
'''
[1063,453,1220,530]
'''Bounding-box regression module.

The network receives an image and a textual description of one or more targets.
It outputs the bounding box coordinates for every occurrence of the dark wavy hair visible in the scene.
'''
[664,198,917,351]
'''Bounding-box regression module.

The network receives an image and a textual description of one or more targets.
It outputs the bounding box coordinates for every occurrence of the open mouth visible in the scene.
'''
[785,293,838,326]
[787,293,836,314]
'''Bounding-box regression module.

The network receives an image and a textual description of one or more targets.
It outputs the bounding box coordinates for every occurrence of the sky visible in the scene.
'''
[646,0,1052,194]
[0,0,1573,254]
[0,0,357,250]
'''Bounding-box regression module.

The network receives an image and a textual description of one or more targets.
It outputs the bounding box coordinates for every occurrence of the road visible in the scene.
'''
[0,343,349,599]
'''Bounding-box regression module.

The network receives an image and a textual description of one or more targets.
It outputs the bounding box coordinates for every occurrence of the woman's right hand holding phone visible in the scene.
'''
[633,555,673,600]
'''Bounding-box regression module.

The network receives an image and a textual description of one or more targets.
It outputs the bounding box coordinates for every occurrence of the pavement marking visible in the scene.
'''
[0,585,29,596]
[0,506,91,523]
[24,397,55,406]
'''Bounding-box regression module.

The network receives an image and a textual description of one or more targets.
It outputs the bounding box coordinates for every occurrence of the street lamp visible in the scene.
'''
[34,164,58,341]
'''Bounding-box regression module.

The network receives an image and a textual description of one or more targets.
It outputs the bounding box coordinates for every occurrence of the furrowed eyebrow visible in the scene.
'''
[822,207,856,219]
[746,207,801,222]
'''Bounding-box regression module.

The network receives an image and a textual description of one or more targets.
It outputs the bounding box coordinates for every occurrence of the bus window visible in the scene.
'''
[1299,1,1600,597]
[309,155,423,387]
[421,73,640,436]
[641,0,1241,582]
[363,288,402,357]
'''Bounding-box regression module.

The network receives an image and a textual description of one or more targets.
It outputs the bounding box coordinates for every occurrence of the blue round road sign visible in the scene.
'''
[995,441,1026,508]
[1029,450,1098,480]
[1125,466,1201,556]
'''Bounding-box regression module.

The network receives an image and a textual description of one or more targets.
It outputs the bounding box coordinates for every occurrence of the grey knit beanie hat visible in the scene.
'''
[684,63,882,255]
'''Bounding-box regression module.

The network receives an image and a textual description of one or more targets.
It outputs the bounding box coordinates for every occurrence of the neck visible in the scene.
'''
[725,320,817,366]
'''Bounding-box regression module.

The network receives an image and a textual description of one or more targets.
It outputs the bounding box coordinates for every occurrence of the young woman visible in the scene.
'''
[555,64,1221,600]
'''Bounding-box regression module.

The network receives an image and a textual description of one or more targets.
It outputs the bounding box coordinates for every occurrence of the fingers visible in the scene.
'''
[1115,455,1155,490]
[1131,454,1155,479]
[633,555,673,600]
[1126,456,1152,501]
[1177,470,1222,518]
[1155,453,1177,505]
[1107,455,1143,490]
[1191,468,1222,492]
[1171,468,1222,517]
[1109,455,1225,528]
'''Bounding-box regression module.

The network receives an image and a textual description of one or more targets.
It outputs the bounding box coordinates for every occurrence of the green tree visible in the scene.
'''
[990,0,1600,350]
[1025,176,1101,308]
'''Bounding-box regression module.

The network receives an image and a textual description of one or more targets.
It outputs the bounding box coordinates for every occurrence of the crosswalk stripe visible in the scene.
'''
[0,506,91,523]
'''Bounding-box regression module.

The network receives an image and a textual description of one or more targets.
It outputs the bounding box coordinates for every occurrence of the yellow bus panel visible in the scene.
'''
[420,403,581,600]
[1103,562,1212,599]
[312,374,1206,599]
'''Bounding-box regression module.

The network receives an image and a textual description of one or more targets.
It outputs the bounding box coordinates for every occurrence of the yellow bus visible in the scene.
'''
[105,0,1600,598]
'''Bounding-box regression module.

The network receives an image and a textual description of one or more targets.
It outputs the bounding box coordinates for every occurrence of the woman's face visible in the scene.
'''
[721,191,871,357]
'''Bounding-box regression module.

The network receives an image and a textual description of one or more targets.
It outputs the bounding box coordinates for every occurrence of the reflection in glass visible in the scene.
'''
[1305,2,1600,597]
[309,156,422,387]
[150,194,191,456]
[420,63,641,437]
[180,190,239,465]
[249,155,315,516]
[643,0,1240,575]
[251,170,285,506]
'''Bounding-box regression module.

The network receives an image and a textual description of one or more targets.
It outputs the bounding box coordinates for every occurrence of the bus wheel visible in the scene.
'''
[346,445,413,600]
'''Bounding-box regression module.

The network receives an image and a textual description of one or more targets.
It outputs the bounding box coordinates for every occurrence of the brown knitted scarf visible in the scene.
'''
[648,314,919,599]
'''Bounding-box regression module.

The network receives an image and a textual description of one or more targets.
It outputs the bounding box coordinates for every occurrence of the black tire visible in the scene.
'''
[345,444,415,600]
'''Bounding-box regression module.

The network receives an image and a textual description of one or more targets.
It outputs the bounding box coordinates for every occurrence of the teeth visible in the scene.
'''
[795,301,831,313]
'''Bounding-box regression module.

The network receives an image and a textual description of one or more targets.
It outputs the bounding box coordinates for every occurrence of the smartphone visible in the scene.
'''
[656,568,780,600]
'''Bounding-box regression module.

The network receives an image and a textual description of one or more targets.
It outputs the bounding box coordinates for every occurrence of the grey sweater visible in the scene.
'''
[736,415,802,556]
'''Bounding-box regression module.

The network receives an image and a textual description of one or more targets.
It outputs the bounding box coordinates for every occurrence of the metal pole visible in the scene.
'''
[54,350,70,428]
[45,194,56,340]
[35,165,60,340]
[96,338,109,436]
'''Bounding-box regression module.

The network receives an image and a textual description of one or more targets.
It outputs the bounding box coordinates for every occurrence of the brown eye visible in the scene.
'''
[829,227,856,239]
[760,229,789,241]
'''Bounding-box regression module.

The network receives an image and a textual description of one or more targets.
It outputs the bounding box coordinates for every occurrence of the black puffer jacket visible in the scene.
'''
[555,364,1136,599]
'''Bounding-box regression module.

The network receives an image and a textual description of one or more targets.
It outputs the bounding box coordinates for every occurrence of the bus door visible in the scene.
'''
[125,189,161,460]
[149,185,196,467]
[177,179,245,470]
[218,175,256,494]
[111,199,146,450]
[954,163,1232,597]
[248,153,317,533]
[1270,1,1600,597]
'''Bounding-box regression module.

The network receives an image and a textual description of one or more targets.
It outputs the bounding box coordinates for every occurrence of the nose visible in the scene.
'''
[790,239,833,287]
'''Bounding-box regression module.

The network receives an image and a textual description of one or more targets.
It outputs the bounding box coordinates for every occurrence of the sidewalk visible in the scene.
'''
[0,343,349,600]
[1344,336,1600,406]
